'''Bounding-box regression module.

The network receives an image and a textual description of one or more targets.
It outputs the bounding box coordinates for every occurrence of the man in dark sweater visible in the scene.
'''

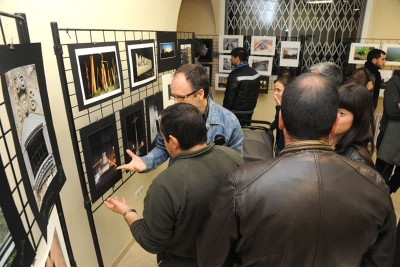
[104,103,244,267]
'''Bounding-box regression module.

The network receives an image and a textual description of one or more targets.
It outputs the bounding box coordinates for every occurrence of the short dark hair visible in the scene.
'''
[367,49,386,62]
[174,64,210,97]
[230,47,248,62]
[335,83,375,153]
[274,75,294,88]
[281,73,339,140]
[309,62,343,86]
[194,38,204,58]
[159,103,207,150]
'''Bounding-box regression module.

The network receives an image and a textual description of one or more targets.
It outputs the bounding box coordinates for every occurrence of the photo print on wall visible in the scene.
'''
[382,43,400,66]
[348,43,380,65]
[279,41,301,67]
[0,43,66,236]
[80,114,121,203]
[215,73,229,91]
[178,39,194,65]
[218,35,244,54]
[145,92,163,151]
[126,40,157,91]
[68,42,124,111]
[156,31,180,72]
[248,56,273,76]
[250,36,276,56]
[259,76,269,94]
[219,55,234,73]
[162,73,174,108]
[198,39,213,62]
[202,63,213,85]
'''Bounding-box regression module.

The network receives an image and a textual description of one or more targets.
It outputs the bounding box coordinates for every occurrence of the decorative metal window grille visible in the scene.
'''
[27,130,48,177]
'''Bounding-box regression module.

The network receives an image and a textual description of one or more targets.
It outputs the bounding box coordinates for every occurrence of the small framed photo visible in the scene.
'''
[219,35,244,54]
[68,42,124,111]
[259,76,269,94]
[80,114,121,203]
[198,39,213,62]
[250,36,276,56]
[203,63,213,84]
[126,40,157,91]
[119,100,147,166]
[279,41,301,67]
[215,73,229,91]
[379,69,393,89]
[157,31,180,72]
[219,55,233,73]
[382,43,400,66]
[348,43,380,64]
[160,42,176,60]
[248,56,273,76]
[145,92,164,151]
[179,39,194,65]
[162,73,174,108]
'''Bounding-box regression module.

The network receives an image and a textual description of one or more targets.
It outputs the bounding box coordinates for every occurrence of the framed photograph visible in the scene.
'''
[162,73,174,108]
[68,42,124,111]
[119,100,147,166]
[0,155,36,267]
[0,43,66,236]
[379,69,393,89]
[126,40,157,91]
[179,39,194,65]
[203,63,213,84]
[215,73,229,91]
[279,41,301,67]
[157,31,180,72]
[382,44,400,66]
[219,35,244,54]
[198,39,213,62]
[348,43,380,64]
[250,36,276,56]
[258,76,269,94]
[249,56,273,76]
[80,114,121,203]
[219,55,233,73]
[145,92,163,151]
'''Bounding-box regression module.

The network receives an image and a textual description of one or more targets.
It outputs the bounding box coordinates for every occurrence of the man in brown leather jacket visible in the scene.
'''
[197,73,396,267]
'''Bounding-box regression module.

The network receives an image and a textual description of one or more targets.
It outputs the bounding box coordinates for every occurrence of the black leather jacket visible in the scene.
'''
[198,141,396,267]
[223,63,260,112]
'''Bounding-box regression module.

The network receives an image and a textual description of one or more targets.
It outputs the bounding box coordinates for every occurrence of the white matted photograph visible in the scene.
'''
[279,41,301,67]
[248,56,273,76]
[348,43,380,64]
[219,55,234,73]
[215,73,229,91]
[250,36,276,56]
[382,43,400,66]
[218,35,244,53]
[162,73,174,108]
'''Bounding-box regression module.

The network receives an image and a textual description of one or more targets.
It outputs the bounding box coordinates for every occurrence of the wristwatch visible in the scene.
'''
[123,208,137,218]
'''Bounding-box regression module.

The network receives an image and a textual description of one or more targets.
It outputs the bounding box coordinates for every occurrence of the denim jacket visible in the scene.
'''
[142,97,244,171]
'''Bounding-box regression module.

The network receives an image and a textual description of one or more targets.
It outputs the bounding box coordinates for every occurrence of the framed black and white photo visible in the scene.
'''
[248,56,273,76]
[80,114,121,203]
[250,36,276,56]
[0,43,66,234]
[258,76,269,94]
[198,39,213,62]
[162,73,174,108]
[215,73,229,91]
[157,31,180,72]
[218,35,244,54]
[279,41,301,67]
[119,100,147,165]
[68,42,124,110]
[126,40,157,91]
[145,92,163,151]
[179,39,194,65]
[219,55,233,73]
[203,63,213,84]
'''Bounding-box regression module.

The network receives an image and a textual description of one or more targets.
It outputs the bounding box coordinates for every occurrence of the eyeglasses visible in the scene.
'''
[169,89,201,102]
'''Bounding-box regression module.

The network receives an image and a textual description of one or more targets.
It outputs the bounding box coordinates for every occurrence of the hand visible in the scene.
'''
[117,149,147,172]
[104,196,131,215]
[273,93,282,106]
[366,81,373,91]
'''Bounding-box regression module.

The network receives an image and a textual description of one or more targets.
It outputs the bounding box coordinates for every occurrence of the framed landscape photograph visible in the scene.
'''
[219,55,233,73]
[348,43,380,64]
[126,40,157,91]
[249,56,273,76]
[203,63,213,84]
[258,76,269,94]
[279,41,301,67]
[382,43,400,66]
[250,36,276,56]
[145,92,163,151]
[157,31,180,72]
[198,39,213,62]
[219,35,244,54]
[215,73,229,91]
[68,42,124,110]
[80,114,121,203]
[119,100,147,166]
[179,39,193,65]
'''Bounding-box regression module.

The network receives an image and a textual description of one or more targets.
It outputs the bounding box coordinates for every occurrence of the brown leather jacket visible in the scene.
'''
[198,141,396,267]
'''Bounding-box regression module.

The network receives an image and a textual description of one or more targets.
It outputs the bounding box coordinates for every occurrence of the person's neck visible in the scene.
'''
[365,61,380,72]
[283,129,330,146]
[197,98,208,115]
[187,143,207,152]
[328,134,343,150]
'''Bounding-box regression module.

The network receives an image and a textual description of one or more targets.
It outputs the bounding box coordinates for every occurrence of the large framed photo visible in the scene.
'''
[126,40,157,91]
[203,63,213,85]
[382,43,400,66]
[348,43,380,64]
[198,39,213,62]
[157,31,180,72]
[145,92,163,151]
[68,42,124,111]
[215,73,229,91]
[80,114,121,203]
[249,56,273,76]
[250,36,276,56]
[279,41,301,67]
[120,100,147,166]
[258,76,269,94]
[219,55,234,73]
[219,35,244,54]
[179,39,194,65]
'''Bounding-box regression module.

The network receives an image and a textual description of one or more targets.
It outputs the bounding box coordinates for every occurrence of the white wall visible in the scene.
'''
[1,0,181,266]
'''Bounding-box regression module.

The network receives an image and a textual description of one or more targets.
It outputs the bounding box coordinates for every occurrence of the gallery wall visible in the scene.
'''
[177,0,217,34]
[368,0,400,39]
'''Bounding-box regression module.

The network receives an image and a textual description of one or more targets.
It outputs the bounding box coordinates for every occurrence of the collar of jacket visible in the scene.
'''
[232,62,249,71]
[171,143,214,164]
[280,140,333,155]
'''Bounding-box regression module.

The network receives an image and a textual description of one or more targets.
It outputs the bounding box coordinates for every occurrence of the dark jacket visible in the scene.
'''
[379,74,400,132]
[269,105,284,155]
[198,141,396,267]
[130,143,244,267]
[223,63,260,112]
[337,144,374,169]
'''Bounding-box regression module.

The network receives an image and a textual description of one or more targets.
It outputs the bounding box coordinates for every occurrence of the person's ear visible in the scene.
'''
[371,58,378,65]
[330,113,340,134]
[278,110,285,130]
[169,135,180,149]
[197,88,205,100]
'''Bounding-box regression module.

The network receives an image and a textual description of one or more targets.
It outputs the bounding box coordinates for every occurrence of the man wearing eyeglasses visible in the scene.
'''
[118,64,244,173]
